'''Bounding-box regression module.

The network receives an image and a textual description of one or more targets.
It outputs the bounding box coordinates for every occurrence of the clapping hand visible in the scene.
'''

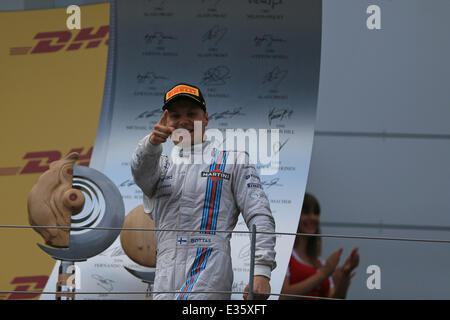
[341,247,359,276]
[320,248,343,278]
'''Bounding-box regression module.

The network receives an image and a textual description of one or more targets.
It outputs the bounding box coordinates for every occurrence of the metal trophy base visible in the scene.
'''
[124,266,156,299]
[56,260,77,300]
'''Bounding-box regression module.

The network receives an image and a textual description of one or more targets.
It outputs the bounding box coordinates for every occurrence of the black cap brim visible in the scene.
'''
[162,94,206,111]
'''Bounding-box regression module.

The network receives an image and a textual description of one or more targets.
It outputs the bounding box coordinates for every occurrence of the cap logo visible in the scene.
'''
[166,85,199,101]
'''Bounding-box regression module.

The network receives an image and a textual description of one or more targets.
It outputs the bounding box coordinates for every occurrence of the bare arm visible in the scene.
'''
[330,247,359,299]
[279,271,330,300]
[279,249,342,299]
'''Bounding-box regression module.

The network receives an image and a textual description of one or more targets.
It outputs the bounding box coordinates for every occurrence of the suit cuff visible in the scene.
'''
[254,265,272,280]
[143,135,163,155]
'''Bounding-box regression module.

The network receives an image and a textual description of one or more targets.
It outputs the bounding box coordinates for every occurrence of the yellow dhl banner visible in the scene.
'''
[0,3,109,299]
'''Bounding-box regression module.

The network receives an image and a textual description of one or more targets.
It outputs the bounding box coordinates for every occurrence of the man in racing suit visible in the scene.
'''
[131,83,276,300]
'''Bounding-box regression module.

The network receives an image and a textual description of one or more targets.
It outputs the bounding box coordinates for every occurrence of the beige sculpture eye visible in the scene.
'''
[62,188,85,214]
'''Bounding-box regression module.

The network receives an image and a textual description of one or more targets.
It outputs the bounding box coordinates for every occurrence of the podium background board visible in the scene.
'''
[65,0,323,300]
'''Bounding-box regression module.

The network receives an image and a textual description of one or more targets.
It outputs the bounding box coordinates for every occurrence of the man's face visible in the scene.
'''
[166,99,209,145]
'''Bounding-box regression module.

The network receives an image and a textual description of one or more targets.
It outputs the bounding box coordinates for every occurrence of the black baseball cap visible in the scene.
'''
[162,83,206,111]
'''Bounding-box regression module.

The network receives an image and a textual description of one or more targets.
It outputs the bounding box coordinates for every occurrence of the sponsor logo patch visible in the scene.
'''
[247,183,263,189]
[245,173,260,181]
[201,169,230,182]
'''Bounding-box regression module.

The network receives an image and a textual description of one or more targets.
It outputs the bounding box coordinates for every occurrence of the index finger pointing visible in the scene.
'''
[158,109,169,126]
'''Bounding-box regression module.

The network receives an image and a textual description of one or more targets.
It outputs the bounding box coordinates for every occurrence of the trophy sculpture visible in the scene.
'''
[120,205,157,299]
[28,153,124,300]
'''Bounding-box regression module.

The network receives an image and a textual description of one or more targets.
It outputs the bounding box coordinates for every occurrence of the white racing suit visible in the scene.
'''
[131,136,276,300]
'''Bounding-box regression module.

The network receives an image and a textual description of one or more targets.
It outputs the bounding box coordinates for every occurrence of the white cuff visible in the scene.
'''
[254,265,272,280]
[143,194,153,214]
[143,135,163,155]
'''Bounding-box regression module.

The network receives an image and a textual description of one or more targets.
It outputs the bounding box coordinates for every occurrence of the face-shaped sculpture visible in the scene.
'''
[120,205,157,268]
[27,152,85,248]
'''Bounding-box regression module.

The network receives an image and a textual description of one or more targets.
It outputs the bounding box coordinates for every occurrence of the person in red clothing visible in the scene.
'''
[279,193,360,299]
